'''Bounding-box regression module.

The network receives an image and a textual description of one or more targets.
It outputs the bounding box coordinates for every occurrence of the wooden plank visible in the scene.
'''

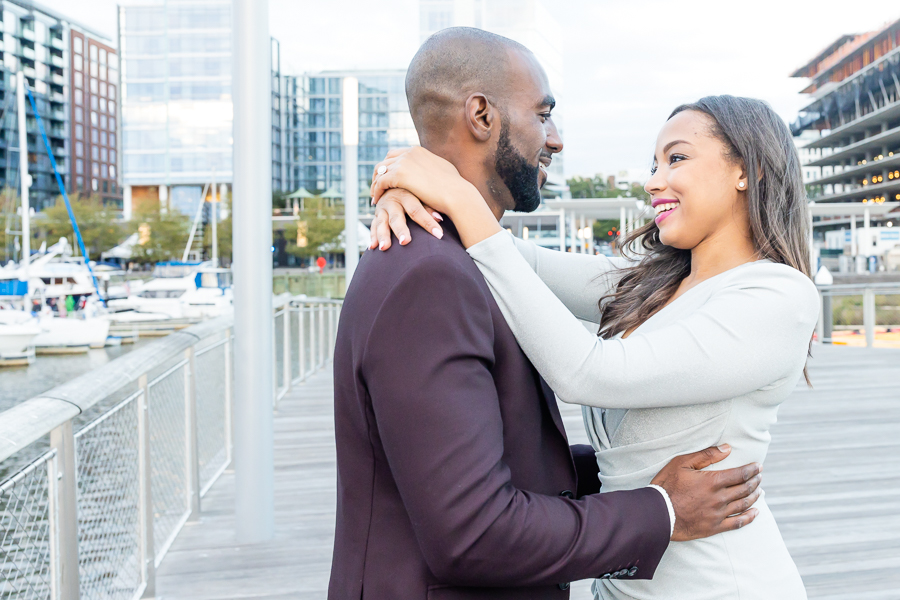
[155,346,900,600]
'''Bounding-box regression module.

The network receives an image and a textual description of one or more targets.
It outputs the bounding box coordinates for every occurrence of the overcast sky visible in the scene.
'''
[44,0,900,178]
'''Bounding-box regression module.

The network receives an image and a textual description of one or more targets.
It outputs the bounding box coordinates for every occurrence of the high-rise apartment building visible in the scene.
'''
[70,29,120,206]
[0,0,117,211]
[418,0,565,193]
[283,70,419,214]
[791,16,900,211]
[119,0,285,222]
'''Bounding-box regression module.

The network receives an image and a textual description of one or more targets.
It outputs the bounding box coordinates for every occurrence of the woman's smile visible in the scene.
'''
[652,198,680,225]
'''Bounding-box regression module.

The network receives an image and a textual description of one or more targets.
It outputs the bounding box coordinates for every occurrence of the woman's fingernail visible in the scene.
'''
[717,444,731,453]
[379,242,387,251]
[432,212,443,222]
[399,235,407,244]
[431,227,443,239]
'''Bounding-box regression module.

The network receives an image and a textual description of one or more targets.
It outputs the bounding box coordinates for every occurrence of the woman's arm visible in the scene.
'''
[469,232,819,409]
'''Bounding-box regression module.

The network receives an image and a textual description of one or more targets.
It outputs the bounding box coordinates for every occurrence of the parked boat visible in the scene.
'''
[0,309,40,366]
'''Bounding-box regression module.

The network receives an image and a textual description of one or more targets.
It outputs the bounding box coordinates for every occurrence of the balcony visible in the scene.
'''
[49,109,65,121]
[51,73,64,86]
[50,91,64,103]
[22,66,35,78]
[48,127,66,139]
[21,46,34,60]
[50,37,63,50]
[21,29,34,41]
[50,55,63,68]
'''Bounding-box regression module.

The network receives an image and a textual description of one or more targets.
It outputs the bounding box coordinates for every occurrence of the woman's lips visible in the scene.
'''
[653,200,679,225]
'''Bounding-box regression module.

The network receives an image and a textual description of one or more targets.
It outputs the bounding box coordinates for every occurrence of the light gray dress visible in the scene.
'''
[466,232,818,600]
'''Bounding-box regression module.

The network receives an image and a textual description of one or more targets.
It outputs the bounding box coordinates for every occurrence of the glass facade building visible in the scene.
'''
[418,0,565,194]
[0,1,115,211]
[283,70,419,214]
[120,0,285,220]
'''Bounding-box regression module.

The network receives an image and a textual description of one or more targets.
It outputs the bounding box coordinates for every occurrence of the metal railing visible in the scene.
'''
[817,282,900,347]
[0,295,342,600]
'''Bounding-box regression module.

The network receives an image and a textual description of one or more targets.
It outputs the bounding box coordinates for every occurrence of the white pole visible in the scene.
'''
[17,72,30,283]
[342,77,359,283]
[863,207,871,257]
[232,0,274,543]
[211,169,218,268]
[558,210,565,252]
[850,214,857,257]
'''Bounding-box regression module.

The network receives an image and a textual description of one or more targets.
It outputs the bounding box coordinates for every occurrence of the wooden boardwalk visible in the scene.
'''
[155,346,900,600]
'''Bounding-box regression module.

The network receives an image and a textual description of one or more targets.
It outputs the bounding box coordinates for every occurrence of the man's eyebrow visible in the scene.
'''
[663,139,691,154]
[537,95,555,110]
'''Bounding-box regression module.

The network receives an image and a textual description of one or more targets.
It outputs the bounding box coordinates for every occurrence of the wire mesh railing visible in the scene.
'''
[0,296,342,600]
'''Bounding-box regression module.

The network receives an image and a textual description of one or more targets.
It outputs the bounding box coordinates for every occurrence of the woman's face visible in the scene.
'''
[644,110,748,250]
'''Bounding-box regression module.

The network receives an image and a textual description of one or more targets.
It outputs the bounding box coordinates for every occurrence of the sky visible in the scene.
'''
[43,0,900,179]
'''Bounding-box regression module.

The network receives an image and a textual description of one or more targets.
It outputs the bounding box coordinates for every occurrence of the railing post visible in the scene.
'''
[328,303,336,359]
[137,374,157,597]
[185,347,201,521]
[49,421,80,600]
[822,293,833,344]
[298,306,307,381]
[309,304,318,371]
[863,288,876,348]
[816,290,825,345]
[224,329,233,466]
[318,303,326,369]
[283,302,291,393]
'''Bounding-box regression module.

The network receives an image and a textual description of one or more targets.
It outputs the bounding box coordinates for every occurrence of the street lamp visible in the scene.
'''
[342,77,359,284]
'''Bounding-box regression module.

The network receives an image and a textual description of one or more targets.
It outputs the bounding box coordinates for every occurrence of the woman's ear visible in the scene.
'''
[465,93,494,142]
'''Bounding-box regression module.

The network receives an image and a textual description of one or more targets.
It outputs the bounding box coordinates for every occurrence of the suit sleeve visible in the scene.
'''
[362,256,669,586]
[570,444,601,497]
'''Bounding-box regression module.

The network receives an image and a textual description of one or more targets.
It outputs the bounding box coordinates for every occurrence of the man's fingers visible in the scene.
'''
[713,462,761,490]
[681,444,732,471]
[724,484,762,516]
[719,508,759,534]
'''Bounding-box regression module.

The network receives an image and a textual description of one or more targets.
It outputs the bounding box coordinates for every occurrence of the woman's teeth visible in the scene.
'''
[654,202,679,215]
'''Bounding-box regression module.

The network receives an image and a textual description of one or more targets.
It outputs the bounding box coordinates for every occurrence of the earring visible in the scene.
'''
[738,181,745,188]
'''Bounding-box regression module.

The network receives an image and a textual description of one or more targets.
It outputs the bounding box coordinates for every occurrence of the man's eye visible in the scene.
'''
[540,113,552,121]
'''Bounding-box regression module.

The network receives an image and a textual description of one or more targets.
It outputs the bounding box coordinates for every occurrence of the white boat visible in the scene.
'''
[0,309,40,366]
[33,310,111,353]
[108,262,232,320]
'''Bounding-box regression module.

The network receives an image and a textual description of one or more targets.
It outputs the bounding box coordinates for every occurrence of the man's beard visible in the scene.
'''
[495,120,542,213]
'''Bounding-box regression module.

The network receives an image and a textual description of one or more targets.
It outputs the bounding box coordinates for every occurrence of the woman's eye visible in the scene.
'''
[649,165,658,175]
[668,153,686,165]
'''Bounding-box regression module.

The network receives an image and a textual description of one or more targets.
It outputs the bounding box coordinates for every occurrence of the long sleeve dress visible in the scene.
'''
[466,231,818,600]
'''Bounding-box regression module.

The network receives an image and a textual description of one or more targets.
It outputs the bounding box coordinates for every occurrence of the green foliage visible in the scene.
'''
[129,205,190,264]
[283,197,344,259]
[593,219,623,243]
[567,175,649,202]
[39,194,123,259]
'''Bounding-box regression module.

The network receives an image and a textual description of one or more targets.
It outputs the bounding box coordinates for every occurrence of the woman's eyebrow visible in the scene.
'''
[663,139,692,154]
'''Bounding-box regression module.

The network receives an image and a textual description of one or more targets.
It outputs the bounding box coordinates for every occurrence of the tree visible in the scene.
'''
[129,205,190,264]
[282,197,344,260]
[39,194,123,259]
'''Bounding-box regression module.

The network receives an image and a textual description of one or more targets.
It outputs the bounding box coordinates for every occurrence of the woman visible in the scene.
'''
[367,95,817,600]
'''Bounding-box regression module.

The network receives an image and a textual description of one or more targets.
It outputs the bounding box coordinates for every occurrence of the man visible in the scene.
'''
[329,28,761,599]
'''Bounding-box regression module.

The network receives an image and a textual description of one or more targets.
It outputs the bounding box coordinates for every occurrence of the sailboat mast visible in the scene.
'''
[211,169,218,268]
[16,72,29,283]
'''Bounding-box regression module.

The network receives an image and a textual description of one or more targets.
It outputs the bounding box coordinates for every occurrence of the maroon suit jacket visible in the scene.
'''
[328,221,670,599]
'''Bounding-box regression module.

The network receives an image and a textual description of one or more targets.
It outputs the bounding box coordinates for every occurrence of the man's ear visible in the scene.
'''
[465,93,495,142]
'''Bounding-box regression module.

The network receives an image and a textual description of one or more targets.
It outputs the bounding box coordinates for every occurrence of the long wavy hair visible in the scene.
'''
[597,95,812,382]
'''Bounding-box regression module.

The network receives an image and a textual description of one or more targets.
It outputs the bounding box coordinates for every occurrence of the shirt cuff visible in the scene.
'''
[646,484,675,538]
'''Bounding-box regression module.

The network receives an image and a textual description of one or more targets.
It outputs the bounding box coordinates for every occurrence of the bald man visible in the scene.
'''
[328,28,760,599]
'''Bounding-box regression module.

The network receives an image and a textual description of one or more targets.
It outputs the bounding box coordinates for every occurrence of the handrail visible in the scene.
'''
[815,281,900,347]
[0,314,233,464]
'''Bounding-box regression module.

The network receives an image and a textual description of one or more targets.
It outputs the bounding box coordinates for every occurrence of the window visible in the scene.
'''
[100,131,107,146]
[109,136,115,150]
[99,48,107,65]
[108,118,116,132]
[90,45,98,61]
[102,180,108,193]
[99,98,107,113]
[100,115,107,129]
[74,54,82,71]
[74,75,82,89]
[100,148,107,162]
[73,37,83,54]
[100,66,107,81]
[90,111,98,125]
[91,96,98,110]
[75,124,83,140]
[90,61,97,77]
[75,141,83,157]
[76,176,84,188]
[92,163,99,177]
[101,164,108,178]
[75,108,83,123]
[75,159,83,174]
[109,165,116,178]
[107,85,115,101]
[74,89,82,105]
[91,145,98,160]
[108,101,116,116]
[92,178,98,191]
[91,129,98,143]
[110,150,116,162]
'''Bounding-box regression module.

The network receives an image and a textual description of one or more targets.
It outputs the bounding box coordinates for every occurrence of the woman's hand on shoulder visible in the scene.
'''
[370,146,469,214]
[368,188,445,251]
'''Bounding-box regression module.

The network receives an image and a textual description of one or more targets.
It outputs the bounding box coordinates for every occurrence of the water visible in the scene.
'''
[0,339,152,412]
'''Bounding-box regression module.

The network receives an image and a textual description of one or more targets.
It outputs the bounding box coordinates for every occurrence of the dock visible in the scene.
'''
[154,345,900,600]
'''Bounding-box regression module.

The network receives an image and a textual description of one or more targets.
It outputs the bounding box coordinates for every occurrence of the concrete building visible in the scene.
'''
[791,16,900,211]
[0,0,116,211]
[119,0,285,220]
[283,69,418,215]
[418,0,566,193]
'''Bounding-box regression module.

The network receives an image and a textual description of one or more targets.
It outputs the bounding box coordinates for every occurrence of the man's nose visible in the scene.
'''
[546,119,563,154]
